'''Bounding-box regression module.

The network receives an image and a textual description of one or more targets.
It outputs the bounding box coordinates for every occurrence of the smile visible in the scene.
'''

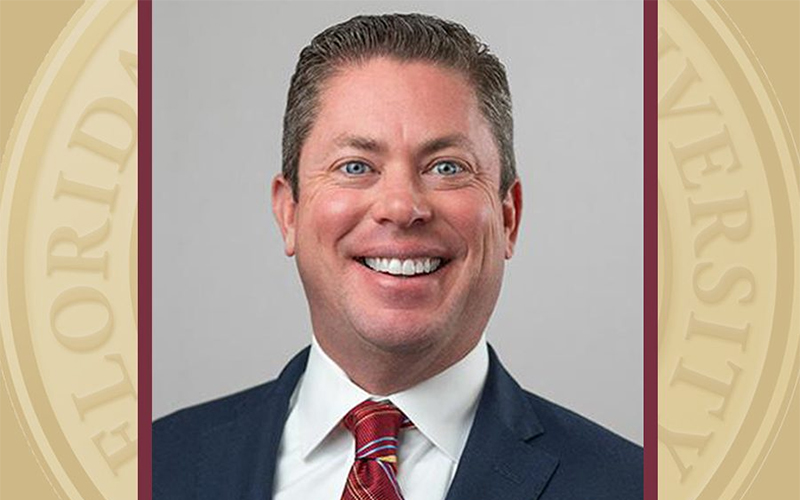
[357,257,446,277]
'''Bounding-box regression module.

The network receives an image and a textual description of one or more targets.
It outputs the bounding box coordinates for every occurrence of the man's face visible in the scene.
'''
[273,58,521,364]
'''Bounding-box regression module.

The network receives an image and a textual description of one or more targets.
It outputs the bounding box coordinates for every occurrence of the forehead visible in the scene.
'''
[302,57,498,163]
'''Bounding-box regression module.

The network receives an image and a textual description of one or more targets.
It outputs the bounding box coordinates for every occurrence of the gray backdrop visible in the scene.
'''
[153,0,643,445]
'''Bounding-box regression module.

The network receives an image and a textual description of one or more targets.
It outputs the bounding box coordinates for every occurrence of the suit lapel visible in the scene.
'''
[196,348,309,500]
[444,346,559,500]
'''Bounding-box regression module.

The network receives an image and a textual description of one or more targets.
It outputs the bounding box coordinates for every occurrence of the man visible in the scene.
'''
[154,13,642,500]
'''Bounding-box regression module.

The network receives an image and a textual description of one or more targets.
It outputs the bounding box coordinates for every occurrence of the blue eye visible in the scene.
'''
[432,161,464,176]
[340,161,372,175]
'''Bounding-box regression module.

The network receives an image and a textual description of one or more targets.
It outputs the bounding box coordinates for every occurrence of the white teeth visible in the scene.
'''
[361,256,444,276]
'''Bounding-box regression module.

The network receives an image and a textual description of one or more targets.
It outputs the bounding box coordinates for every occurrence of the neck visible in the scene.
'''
[314,332,481,395]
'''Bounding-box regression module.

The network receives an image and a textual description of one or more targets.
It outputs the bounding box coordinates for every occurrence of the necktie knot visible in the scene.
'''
[343,400,412,461]
[340,400,413,500]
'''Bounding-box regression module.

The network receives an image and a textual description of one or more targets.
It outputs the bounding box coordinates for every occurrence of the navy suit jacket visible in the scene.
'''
[154,346,642,499]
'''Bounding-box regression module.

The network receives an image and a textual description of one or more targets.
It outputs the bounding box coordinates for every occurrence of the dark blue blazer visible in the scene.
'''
[154,346,642,499]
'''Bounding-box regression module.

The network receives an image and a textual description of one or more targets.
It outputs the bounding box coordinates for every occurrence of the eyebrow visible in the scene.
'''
[418,134,474,157]
[333,134,386,153]
[332,133,474,157]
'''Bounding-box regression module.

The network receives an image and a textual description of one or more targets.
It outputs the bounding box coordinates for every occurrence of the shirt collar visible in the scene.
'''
[293,335,489,462]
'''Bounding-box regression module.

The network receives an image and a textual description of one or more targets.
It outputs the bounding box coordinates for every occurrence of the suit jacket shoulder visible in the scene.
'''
[522,389,643,498]
[445,346,642,500]
[152,380,272,493]
[153,350,308,499]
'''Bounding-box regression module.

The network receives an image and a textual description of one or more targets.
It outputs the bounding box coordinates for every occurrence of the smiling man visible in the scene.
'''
[154,13,642,500]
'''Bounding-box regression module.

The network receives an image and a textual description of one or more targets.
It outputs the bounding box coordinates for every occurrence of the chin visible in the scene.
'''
[351,315,447,355]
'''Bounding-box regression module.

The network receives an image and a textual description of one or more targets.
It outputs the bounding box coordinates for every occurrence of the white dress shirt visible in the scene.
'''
[273,336,489,500]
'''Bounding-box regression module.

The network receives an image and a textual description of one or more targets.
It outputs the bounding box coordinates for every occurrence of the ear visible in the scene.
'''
[502,179,522,259]
[271,174,297,256]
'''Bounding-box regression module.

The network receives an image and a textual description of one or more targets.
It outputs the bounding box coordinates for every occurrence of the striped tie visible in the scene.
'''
[340,400,414,500]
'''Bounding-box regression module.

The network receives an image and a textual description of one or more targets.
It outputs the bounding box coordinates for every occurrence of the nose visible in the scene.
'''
[370,171,433,228]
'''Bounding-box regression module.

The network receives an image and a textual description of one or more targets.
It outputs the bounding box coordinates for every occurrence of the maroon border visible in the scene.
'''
[138,0,152,499]
[643,0,656,499]
[135,1,655,497]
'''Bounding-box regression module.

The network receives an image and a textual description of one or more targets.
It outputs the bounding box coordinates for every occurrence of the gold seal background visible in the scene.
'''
[1,1,137,499]
[1,5,86,499]
[659,1,799,500]
[1,0,798,499]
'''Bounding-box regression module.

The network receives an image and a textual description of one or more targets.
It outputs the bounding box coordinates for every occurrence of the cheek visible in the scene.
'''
[299,189,366,246]
[438,191,504,249]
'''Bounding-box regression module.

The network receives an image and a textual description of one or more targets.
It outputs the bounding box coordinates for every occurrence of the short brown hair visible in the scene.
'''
[282,13,516,200]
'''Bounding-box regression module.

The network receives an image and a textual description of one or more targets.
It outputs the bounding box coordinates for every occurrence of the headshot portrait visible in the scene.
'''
[152,3,642,500]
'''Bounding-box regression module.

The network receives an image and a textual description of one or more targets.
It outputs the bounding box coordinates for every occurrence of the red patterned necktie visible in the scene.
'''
[340,400,414,500]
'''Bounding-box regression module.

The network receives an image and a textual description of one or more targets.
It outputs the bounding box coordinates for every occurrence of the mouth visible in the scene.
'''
[355,256,449,277]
